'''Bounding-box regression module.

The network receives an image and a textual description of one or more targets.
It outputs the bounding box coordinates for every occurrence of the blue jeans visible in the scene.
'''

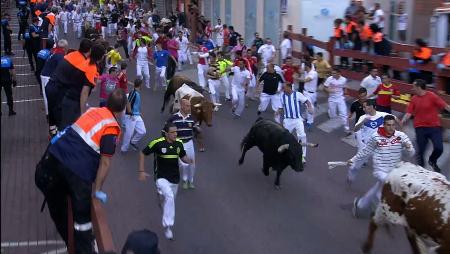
[415,127,443,166]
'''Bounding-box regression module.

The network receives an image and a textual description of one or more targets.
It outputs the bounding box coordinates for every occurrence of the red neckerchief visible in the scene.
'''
[51,47,65,55]
[377,127,394,138]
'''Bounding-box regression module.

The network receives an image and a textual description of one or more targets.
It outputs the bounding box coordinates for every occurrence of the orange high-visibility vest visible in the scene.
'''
[346,21,357,34]
[413,47,432,60]
[334,27,343,38]
[443,52,450,66]
[64,51,99,86]
[46,13,56,26]
[359,25,372,41]
[372,32,383,43]
[71,107,121,154]
[35,9,42,16]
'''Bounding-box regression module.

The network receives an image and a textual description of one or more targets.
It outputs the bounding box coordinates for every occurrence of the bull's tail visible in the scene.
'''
[240,134,249,151]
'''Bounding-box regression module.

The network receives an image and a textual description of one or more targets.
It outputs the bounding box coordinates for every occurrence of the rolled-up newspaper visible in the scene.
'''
[327,161,349,170]
[301,142,319,148]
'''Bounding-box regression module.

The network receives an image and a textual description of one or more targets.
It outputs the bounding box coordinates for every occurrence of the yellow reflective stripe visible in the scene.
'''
[378,90,393,95]
[148,137,165,149]
[157,154,178,159]
[72,117,116,153]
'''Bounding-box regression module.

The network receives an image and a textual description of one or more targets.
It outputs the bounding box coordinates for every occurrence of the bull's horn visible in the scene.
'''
[277,144,289,153]
[213,103,222,106]
[193,103,201,108]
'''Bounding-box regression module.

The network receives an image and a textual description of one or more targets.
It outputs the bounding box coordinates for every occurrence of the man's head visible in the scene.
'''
[370,68,378,78]
[106,89,127,113]
[358,87,367,101]
[412,79,426,95]
[267,63,275,73]
[209,52,216,63]
[237,59,245,70]
[134,78,142,90]
[228,25,234,31]
[90,43,106,64]
[383,114,396,136]
[283,83,293,94]
[217,18,221,25]
[316,52,323,61]
[180,98,191,115]
[120,61,128,72]
[304,61,311,72]
[163,122,178,142]
[217,51,224,60]
[79,38,93,55]
[331,68,341,79]
[381,74,390,85]
[32,16,39,25]
[178,30,183,38]
[156,42,162,50]
[375,3,381,9]
[265,38,272,45]
[363,99,377,115]
[109,66,118,76]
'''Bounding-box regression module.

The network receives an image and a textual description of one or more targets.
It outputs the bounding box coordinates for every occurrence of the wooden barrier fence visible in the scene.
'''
[287,30,450,128]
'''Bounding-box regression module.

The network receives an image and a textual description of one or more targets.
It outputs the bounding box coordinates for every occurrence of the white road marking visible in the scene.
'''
[13,64,30,67]
[16,73,33,76]
[2,98,43,104]
[317,118,345,133]
[341,134,358,148]
[13,56,28,59]
[41,247,67,254]
[16,84,38,88]
[1,240,65,248]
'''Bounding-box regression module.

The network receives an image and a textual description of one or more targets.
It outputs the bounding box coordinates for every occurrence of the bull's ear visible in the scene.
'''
[193,103,201,108]
[277,144,289,153]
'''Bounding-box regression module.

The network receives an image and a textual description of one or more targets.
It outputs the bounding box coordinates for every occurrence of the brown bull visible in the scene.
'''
[362,162,450,254]
[161,75,205,112]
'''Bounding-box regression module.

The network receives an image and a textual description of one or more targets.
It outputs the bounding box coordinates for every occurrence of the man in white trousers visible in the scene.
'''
[139,123,193,240]
[121,79,146,152]
[257,38,276,67]
[196,43,209,88]
[214,18,224,48]
[207,52,221,109]
[257,63,284,123]
[72,9,83,39]
[324,68,350,134]
[301,63,318,128]
[59,9,69,34]
[347,115,414,218]
[217,52,233,101]
[231,60,251,118]
[133,38,152,89]
[176,31,191,70]
[280,83,313,163]
[167,99,197,189]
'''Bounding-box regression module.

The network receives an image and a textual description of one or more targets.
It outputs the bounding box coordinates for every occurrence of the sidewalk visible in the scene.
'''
[1,6,65,253]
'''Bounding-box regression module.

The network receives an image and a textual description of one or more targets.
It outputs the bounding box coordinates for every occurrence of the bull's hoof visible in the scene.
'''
[238,158,244,165]
[262,168,269,176]
[361,243,372,254]
[199,148,205,152]
[274,185,281,190]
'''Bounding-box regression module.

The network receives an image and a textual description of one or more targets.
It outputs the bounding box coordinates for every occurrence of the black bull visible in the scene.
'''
[238,118,304,188]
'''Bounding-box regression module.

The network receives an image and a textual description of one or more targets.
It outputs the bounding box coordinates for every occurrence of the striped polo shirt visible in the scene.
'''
[281,91,308,119]
[167,112,195,143]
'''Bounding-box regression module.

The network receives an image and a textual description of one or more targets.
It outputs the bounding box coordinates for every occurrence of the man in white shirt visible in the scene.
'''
[372,3,385,32]
[59,9,68,34]
[360,68,381,97]
[301,63,318,127]
[176,31,191,70]
[72,9,83,39]
[280,33,292,63]
[324,68,350,133]
[257,38,276,67]
[396,6,408,42]
[231,60,251,118]
[279,83,313,162]
[214,18,224,48]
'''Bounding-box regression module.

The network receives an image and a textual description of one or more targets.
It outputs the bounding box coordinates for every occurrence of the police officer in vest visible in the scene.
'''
[35,89,127,253]
[1,55,17,116]
[17,1,30,41]
[35,39,53,92]
[139,122,193,240]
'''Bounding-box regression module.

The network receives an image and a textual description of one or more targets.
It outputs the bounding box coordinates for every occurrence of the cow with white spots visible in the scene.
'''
[362,162,450,254]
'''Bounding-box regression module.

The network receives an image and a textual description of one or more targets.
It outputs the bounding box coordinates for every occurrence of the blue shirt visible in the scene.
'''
[153,50,169,67]
[128,89,141,116]
[281,91,308,119]
[37,48,51,60]
[1,56,13,80]
[167,112,195,142]
[204,40,215,51]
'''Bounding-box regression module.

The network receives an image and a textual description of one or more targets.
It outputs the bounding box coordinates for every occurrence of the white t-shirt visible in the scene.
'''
[136,46,149,62]
[257,44,276,62]
[360,75,382,96]
[59,11,68,22]
[177,36,189,51]
[373,9,385,28]
[355,111,390,141]
[215,25,223,38]
[397,13,408,31]
[280,39,292,59]
[304,70,318,93]
[231,66,251,90]
[324,76,347,101]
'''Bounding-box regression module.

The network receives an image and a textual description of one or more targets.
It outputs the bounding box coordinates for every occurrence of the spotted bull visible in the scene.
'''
[161,75,205,113]
[238,118,304,188]
[362,162,450,254]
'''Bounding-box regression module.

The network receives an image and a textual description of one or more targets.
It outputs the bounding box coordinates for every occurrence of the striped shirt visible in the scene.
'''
[127,89,141,116]
[352,129,414,180]
[167,112,195,142]
[281,91,308,119]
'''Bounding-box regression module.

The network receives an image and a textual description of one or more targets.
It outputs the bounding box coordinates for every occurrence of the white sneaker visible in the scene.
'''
[164,226,173,240]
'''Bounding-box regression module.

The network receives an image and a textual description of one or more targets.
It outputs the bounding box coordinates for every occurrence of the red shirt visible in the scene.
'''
[407,91,447,128]
[374,83,400,107]
[155,36,169,50]
[117,71,128,94]
[281,64,298,84]
[223,28,230,46]
[198,46,209,65]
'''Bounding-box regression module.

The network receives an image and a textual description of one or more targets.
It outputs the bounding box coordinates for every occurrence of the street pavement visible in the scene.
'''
[2,7,449,254]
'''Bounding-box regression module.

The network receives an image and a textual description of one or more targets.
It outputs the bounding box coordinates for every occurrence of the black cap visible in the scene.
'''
[121,229,159,254]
